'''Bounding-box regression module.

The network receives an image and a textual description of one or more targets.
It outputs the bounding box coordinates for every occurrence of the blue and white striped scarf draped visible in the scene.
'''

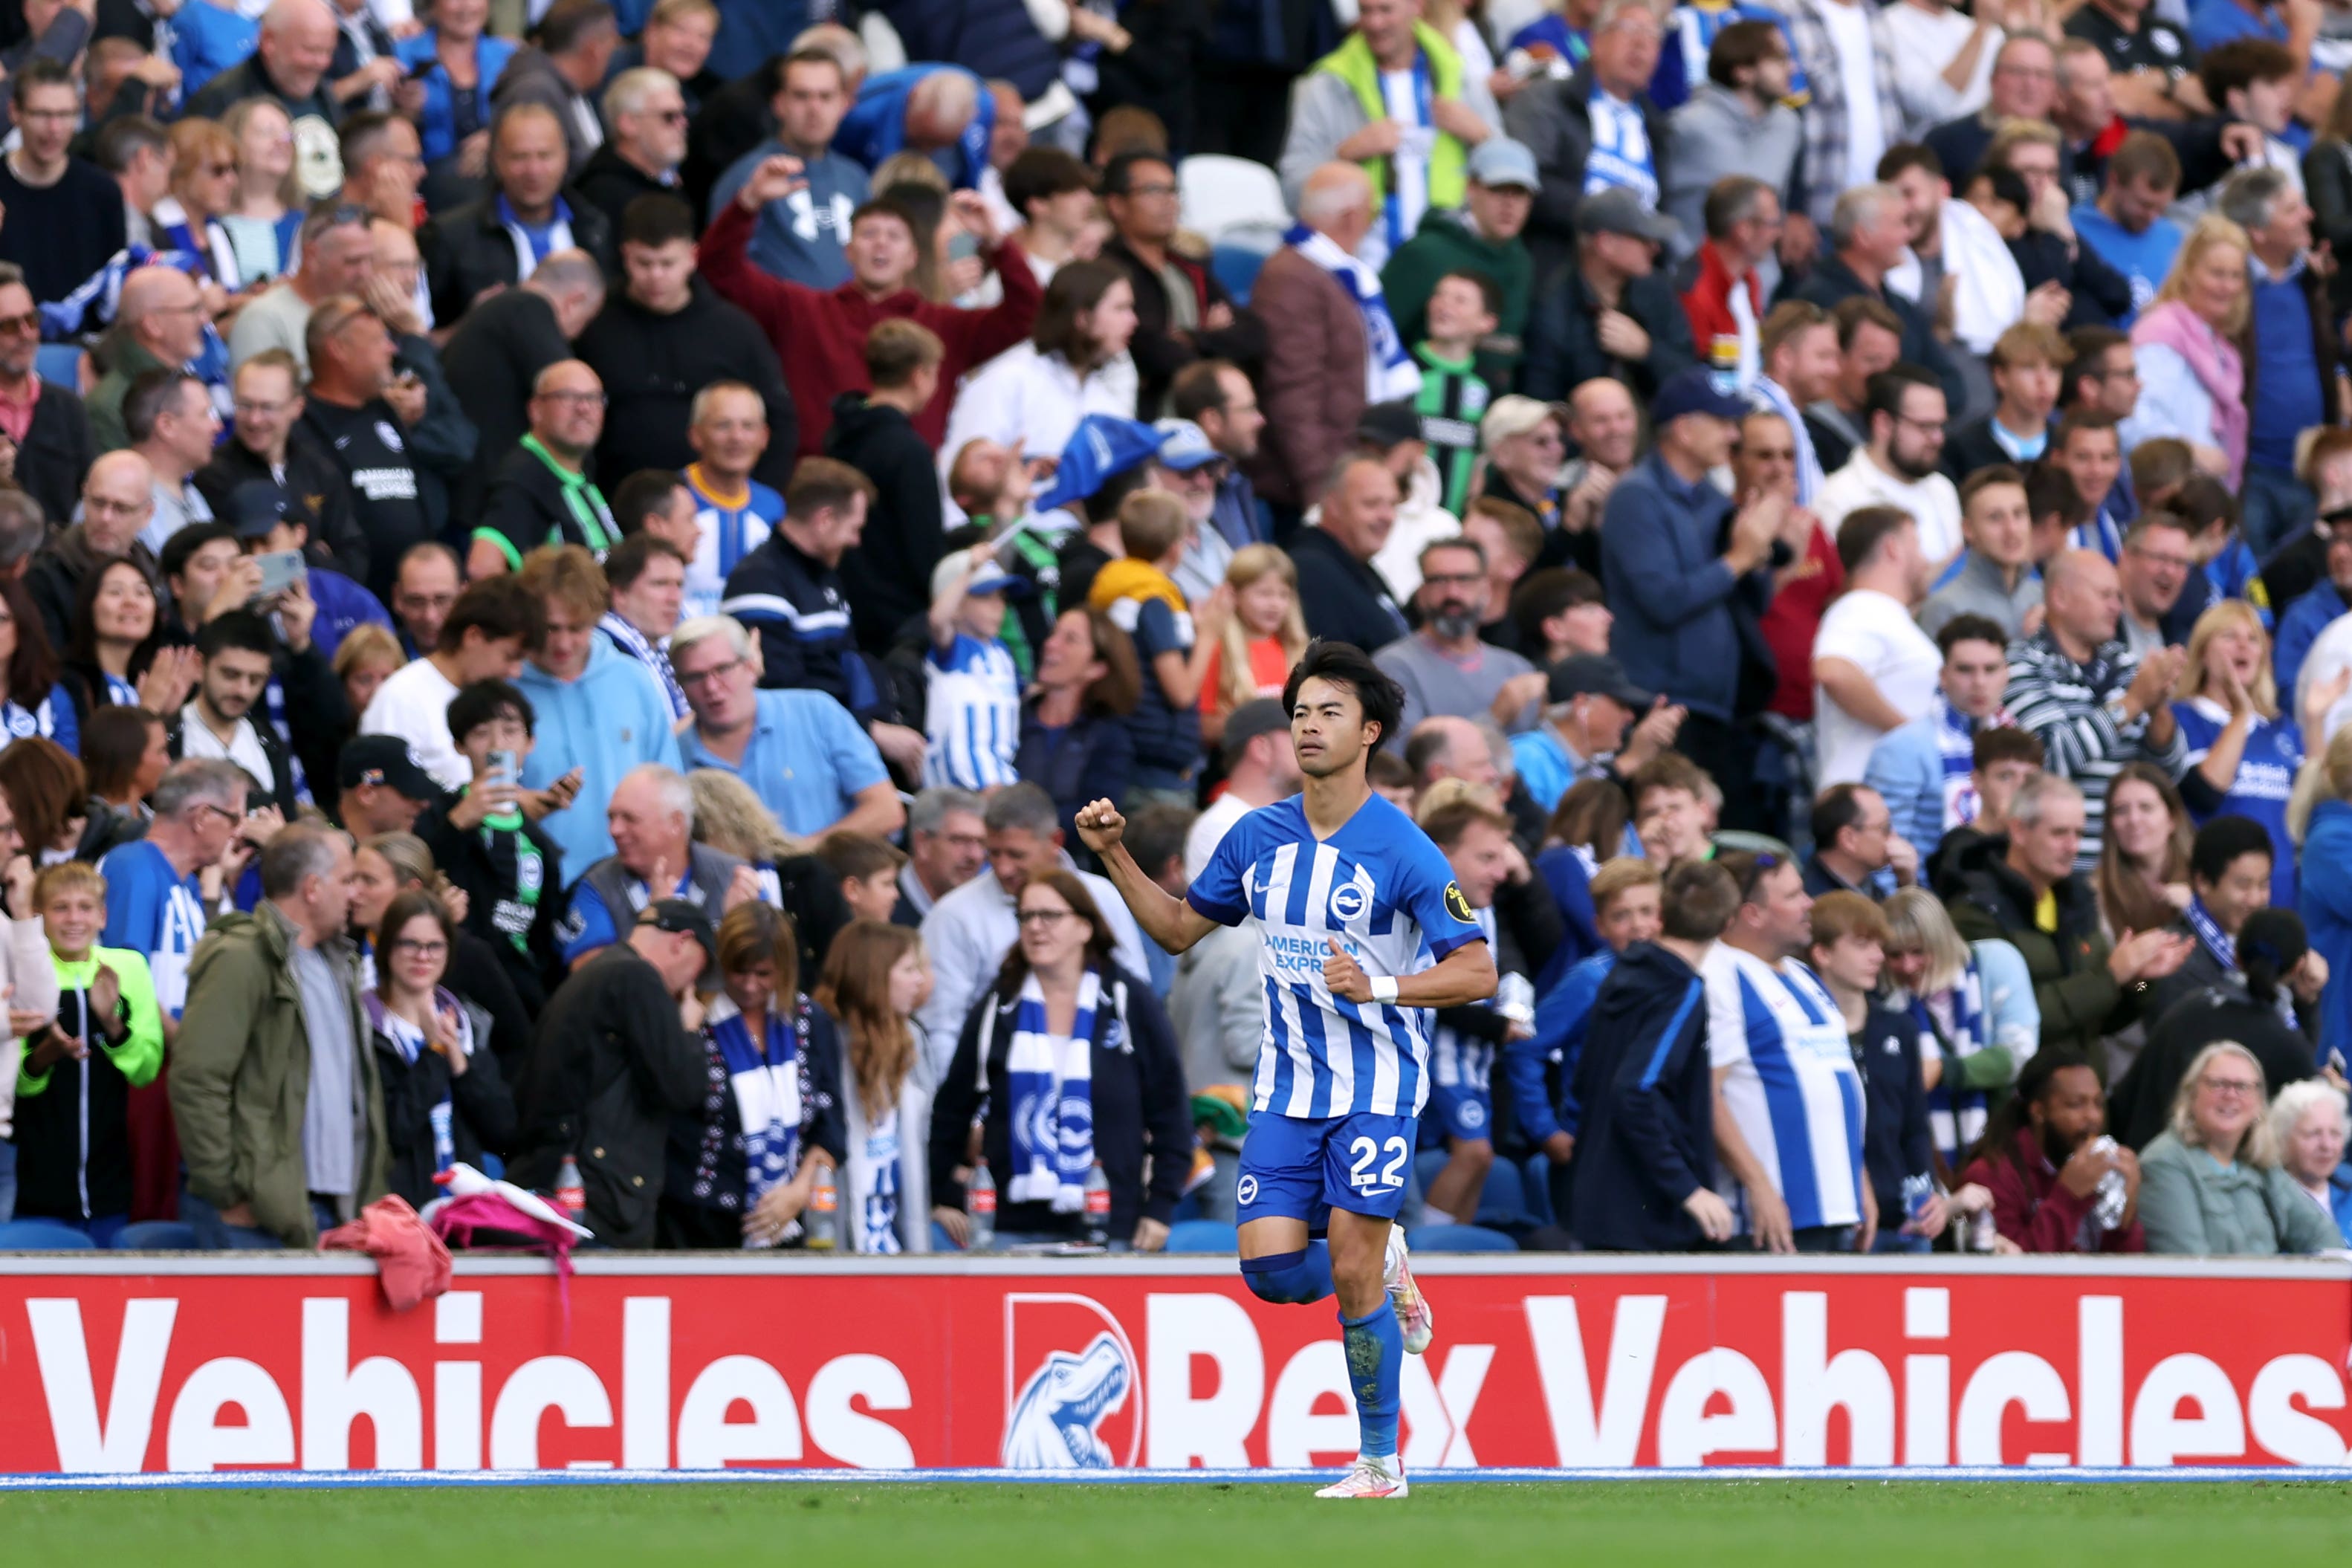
[1915,959,1990,1172]
[1005,969,1100,1211]
[1283,224,1422,404]
[366,987,471,1176]
[262,673,310,804]
[600,611,689,718]
[708,994,803,1203]
[1935,693,2008,833]
[2185,897,2298,1024]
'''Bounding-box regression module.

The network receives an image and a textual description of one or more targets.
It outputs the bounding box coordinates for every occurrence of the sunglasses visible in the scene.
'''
[0,311,39,336]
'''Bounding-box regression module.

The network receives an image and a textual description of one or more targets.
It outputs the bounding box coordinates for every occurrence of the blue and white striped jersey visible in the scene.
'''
[1703,945,1867,1231]
[683,466,782,623]
[1186,794,1488,1119]
[922,632,1022,790]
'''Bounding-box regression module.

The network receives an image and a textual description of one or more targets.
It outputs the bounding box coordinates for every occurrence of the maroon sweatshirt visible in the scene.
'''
[1959,1128,2146,1254]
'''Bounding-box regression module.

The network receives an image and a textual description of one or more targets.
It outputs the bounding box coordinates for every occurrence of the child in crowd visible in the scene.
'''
[416,678,564,1014]
[2168,476,2272,637]
[1412,271,1499,516]
[1087,490,1223,806]
[10,863,163,1245]
[817,831,910,925]
[1199,543,1308,748]
[923,542,1025,791]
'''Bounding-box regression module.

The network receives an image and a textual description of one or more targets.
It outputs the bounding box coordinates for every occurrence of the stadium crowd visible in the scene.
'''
[1,0,2351,1259]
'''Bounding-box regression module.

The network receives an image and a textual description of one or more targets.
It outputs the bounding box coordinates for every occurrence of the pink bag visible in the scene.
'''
[319,1195,455,1310]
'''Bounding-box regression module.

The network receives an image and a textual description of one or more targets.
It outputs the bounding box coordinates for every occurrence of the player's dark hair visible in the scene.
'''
[1281,639,1406,754]
[447,678,536,743]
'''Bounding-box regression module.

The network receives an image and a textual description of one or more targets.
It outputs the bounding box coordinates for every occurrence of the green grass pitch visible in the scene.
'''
[8,1480,2352,1566]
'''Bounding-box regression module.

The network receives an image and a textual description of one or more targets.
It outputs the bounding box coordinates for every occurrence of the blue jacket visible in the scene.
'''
[1598,452,1755,722]
[2275,581,2346,702]
[2303,798,2352,1066]
[394,32,519,164]
[172,1,259,97]
[1505,945,1616,1147]
[307,568,393,664]
[1565,940,1714,1251]
[879,0,1061,100]
[514,638,684,878]
[835,65,995,190]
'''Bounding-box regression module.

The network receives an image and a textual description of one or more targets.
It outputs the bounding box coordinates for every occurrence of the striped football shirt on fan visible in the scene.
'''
[1703,945,1866,1232]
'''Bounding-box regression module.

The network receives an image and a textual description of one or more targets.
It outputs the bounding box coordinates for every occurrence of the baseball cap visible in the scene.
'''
[637,898,716,959]
[226,479,295,540]
[1220,697,1291,768]
[1150,418,1222,471]
[1467,136,1541,192]
[337,736,441,800]
[1034,414,1168,514]
[1575,187,1681,247]
[1355,399,1424,449]
[1479,394,1559,448]
[1650,366,1755,426]
[930,548,1025,600]
[1547,653,1654,709]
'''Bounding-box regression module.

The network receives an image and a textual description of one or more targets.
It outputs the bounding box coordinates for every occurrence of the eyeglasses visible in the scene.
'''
[649,108,687,124]
[0,311,39,337]
[675,656,744,690]
[391,939,448,958]
[1017,907,1078,927]
[234,397,294,416]
[1420,571,1483,589]
[202,161,238,178]
[189,803,241,826]
[2202,1077,2263,1098]
[1895,414,1948,434]
[538,389,607,408]
[1119,182,1178,198]
[2126,543,2195,572]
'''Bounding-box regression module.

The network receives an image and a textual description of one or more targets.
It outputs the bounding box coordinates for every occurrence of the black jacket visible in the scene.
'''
[929,961,1191,1240]
[2009,230,2134,331]
[575,275,797,492]
[1789,253,1967,419]
[508,942,709,1247]
[1944,843,2131,1060]
[571,143,679,236]
[162,638,349,820]
[10,972,146,1222]
[418,192,615,337]
[2108,979,2321,1150]
[440,286,573,518]
[1567,940,1714,1250]
[25,525,164,656]
[1084,0,1211,155]
[826,391,945,656]
[2307,137,2352,315]
[1523,265,1697,403]
[193,432,370,583]
[1014,697,1135,856]
[1850,999,1934,1221]
[724,527,899,726]
[370,998,518,1209]
[1287,525,1410,653]
[415,795,567,1022]
[1940,415,2038,486]
[1097,233,1266,415]
[1502,64,1671,285]
[15,376,93,529]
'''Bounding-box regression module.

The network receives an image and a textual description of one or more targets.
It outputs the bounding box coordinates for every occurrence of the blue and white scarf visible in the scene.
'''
[366,987,471,1176]
[600,610,689,719]
[2067,508,2125,563]
[1583,91,1658,206]
[2184,895,2236,973]
[707,993,803,1204]
[1914,958,1990,1172]
[1283,224,1423,404]
[1376,53,1436,256]
[1004,969,1101,1211]
[1934,693,2009,833]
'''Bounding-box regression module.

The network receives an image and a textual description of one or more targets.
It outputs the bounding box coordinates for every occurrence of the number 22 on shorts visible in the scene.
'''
[1350,1135,1409,1191]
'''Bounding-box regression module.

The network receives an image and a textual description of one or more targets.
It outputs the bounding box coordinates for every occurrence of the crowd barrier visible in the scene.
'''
[1,1254,2348,1475]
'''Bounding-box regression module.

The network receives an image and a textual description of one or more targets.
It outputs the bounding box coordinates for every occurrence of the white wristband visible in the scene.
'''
[1369,975,1399,1004]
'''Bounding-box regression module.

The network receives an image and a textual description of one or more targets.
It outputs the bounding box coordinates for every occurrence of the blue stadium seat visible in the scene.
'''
[1520,1153,1555,1228]
[1210,237,1276,308]
[1471,1157,1527,1228]
[110,1221,200,1250]
[1405,1222,1517,1253]
[1164,1219,1240,1254]
[33,343,82,389]
[0,1219,97,1249]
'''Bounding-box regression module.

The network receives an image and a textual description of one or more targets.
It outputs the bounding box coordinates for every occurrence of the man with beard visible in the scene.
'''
[1375,537,1539,738]
[1814,365,1964,570]
[468,360,618,577]
[1956,1049,2145,1252]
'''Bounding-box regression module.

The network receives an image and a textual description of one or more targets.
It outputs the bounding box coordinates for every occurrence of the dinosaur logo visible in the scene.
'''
[1000,1332,1132,1468]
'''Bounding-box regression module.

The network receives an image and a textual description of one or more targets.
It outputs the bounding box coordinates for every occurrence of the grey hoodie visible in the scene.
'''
[1662,84,1804,248]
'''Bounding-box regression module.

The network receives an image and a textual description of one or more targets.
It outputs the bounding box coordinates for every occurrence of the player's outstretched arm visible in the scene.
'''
[1075,798,1219,955]
[1324,935,1497,1010]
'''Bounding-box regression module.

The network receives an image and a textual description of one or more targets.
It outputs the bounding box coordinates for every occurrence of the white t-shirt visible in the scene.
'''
[1816,0,1888,192]
[1881,1,1998,127]
[1812,587,1943,787]
[359,656,465,789]
[1814,453,1964,568]
[176,702,280,799]
[1184,791,1254,883]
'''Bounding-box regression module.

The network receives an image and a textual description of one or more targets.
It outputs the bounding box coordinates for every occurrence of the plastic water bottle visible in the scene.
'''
[805,1164,840,1251]
[1083,1163,1112,1248]
[2089,1135,2129,1231]
[966,1163,997,1252]
[554,1154,585,1222]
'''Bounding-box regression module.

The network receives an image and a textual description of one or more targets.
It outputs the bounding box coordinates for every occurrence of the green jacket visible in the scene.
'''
[170,902,387,1246]
[86,337,170,454]
[1380,206,1535,380]
[1946,843,2129,1063]
[2136,1132,2340,1256]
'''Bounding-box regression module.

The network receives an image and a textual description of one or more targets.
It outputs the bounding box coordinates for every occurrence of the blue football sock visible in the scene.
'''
[1340,1298,1403,1460]
[1238,1241,1334,1304]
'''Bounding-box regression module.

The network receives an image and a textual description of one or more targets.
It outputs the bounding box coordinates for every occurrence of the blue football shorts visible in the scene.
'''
[1424,1081,1494,1145]
[1235,1109,1419,1226]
